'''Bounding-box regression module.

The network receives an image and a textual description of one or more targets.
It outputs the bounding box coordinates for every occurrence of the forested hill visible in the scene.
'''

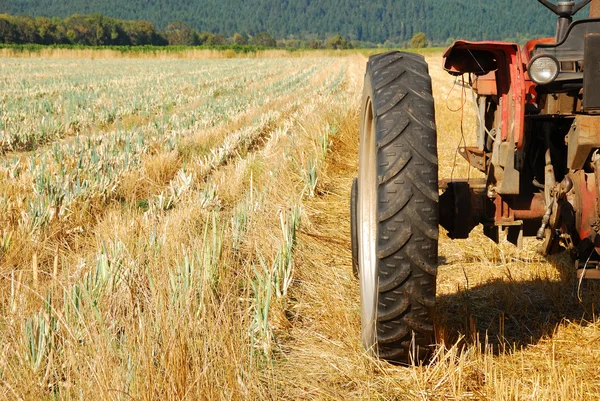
[0,0,576,44]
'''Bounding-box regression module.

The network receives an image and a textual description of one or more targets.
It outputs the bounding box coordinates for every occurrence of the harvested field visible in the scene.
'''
[1,51,599,400]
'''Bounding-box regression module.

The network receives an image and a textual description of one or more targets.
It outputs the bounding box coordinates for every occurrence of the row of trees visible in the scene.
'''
[2,0,559,45]
[0,14,280,47]
[0,14,164,45]
[0,13,360,48]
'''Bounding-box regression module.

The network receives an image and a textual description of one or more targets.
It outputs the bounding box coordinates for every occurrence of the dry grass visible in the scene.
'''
[1,50,600,400]
[0,47,441,60]
[0,47,390,60]
[0,48,293,59]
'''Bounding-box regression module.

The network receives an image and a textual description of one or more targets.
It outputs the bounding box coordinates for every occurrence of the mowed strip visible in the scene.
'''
[267,53,600,401]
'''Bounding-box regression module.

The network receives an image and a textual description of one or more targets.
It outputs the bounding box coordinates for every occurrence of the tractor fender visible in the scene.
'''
[443,41,527,154]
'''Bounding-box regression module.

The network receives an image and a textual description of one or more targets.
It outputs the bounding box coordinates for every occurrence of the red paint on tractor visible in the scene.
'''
[592,0,600,18]
[491,193,546,223]
[511,194,547,220]
[521,37,555,62]
[443,41,526,149]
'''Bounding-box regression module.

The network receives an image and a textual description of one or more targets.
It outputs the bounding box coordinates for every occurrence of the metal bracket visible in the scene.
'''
[505,221,524,248]
[458,146,488,172]
[576,259,600,279]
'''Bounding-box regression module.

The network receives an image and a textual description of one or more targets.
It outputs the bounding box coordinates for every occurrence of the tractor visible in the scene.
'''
[351,0,600,364]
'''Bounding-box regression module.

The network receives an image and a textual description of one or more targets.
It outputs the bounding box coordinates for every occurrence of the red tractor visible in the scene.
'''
[351,0,600,364]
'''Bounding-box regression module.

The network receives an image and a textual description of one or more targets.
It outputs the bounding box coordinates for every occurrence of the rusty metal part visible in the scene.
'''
[439,0,600,262]
[583,34,600,113]
[439,178,487,190]
[443,45,498,75]
[473,72,497,96]
[567,115,600,170]
[544,122,557,204]
[539,93,577,115]
[458,146,489,172]
[576,259,600,279]
[591,0,600,18]
[537,176,574,253]
[544,149,556,205]
[495,193,547,222]
[534,124,558,244]
[558,176,574,198]
[568,170,598,241]
[592,153,600,229]
[577,268,600,279]
[492,194,547,248]
[537,200,555,239]
[506,224,524,248]
[439,178,547,241]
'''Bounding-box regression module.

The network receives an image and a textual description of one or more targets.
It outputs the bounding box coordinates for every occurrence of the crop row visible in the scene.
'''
[0,56,342,259]
[0,57,329,153]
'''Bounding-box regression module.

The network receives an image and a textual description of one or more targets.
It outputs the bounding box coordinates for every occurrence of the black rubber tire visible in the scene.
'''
[351,177,359,278]
[357,51,438,364]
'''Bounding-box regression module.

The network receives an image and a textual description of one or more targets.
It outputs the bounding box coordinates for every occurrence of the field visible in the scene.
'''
[1,50,600,400]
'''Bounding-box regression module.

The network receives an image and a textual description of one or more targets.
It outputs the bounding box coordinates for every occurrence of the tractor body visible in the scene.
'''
[440,0,600,276]
[352,0,600,364]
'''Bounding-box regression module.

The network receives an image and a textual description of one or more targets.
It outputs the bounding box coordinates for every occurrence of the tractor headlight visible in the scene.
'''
[528,55,559,85]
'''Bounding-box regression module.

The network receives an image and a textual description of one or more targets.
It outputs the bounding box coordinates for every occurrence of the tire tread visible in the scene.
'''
[363,51,438,364]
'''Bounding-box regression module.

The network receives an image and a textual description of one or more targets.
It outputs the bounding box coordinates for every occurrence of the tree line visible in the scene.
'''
[1,0,564,46]
[0,14,359,48]
[0,14,245,46]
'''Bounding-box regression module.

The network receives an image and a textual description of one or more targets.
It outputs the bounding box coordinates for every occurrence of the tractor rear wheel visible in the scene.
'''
[357,51,438,364]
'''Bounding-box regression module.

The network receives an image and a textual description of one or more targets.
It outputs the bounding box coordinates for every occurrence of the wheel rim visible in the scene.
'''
[351,178,359,278]
[358,97,378,352]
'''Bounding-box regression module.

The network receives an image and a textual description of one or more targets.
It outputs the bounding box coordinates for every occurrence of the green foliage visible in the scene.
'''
[164,21,194,45]
[250,31,276,47]
[273,206,301,297]
[326,34,353,50]
[0,13,167,45]
[1,0,571,45]
[197,31,227,46]
[23,295,58,372]
[232,32,247,46]
[308,39,324,49]
[410,32,428,49]
[0,13,284,47]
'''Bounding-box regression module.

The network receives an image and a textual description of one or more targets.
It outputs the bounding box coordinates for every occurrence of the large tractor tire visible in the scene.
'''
[357,51,438,364]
